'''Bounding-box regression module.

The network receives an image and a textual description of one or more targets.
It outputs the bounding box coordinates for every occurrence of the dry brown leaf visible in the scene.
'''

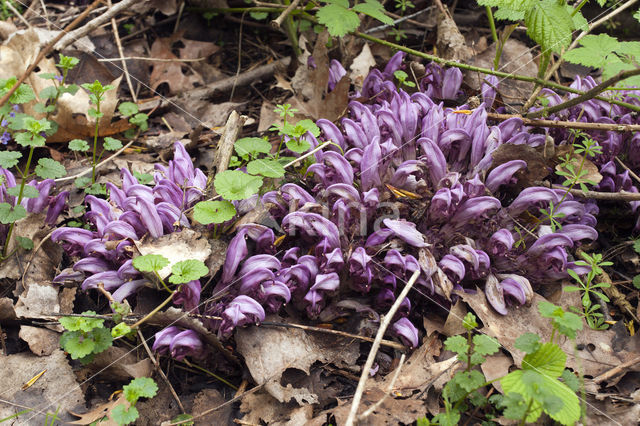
[0,349,86,424]
[235,317,359,404]
[0,297,16,320]
[69,394,129,425]
[19,326,59,356]
[14,284,60,323]
[436,10,473,61]
[240,392,313,426]
[349,43,376,90]
[76,346,153,381]
[480,352,513,393]
[149,32,220,95]
[489,143,551,188]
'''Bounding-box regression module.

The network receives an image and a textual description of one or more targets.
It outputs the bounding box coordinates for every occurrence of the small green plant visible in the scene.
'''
[566,252,612,330]
[118,101,149,137]
[394,0,414,14]
[59,311,113,363]
[393,70,416,89]
[111,377,158,425]
[316,0,394,37]
[81,79,114,185]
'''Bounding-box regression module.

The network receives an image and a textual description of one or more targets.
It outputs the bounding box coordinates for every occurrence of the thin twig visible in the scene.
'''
[271,0,300,29]
[97,56,206,62]
[260,321,407,351]
[357,353,406,421]
[365,7,434,33]
[549,185,640,201]
[525,68,640,118]
[593,355,640,384]
[7,1,31,28]
[137,329,186,413]
[0,0,102,108]
[345,270,420,426]
[108,0,136,103]
[487,112,640,133]
[615,157,640,185]
[54,140,134,183]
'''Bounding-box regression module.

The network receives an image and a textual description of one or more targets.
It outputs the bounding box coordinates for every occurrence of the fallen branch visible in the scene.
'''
[345,269,421,426]
[487,112,640,133]
[271,0,301,29]
[549,185,640,202]
[357,353,406,421]
[593,355,640,384]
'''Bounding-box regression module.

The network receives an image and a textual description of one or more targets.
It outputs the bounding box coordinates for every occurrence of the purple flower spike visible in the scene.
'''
[112,279,147,302]
[559,224,598,244]
[81,270,124,291]
[136,198,164,238]
[441,67,463,100]
[392,317,419,348]
[382,51,406,78]
[45,191,69,226]
[219,295,266,337]
[481,74,499,109]
[317,119,345,150]
[485,160,527,192]
[328,59,347,91]
[173,280,202,312]
[152,326,181,354]
[526,233,574,258]
[498,274,533,306]
[382,218,428,247]
[360,137,382,191]
[484,274,507,315]
[488,229,514,256]
[25,179,54,213]
[450,196,501,226]
[439,254,466,283]
[170,329,205,361]
[508,187,559,216]
[349,247,374,292]
[305,272,340,316]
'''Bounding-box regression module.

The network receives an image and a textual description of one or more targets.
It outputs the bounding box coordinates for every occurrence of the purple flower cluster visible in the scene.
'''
[209,53,600,348]
[0,167,68,242]
[51,143,207,304]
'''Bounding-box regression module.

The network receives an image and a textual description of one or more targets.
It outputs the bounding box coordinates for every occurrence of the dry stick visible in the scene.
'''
[486,112,640,133]
[137,329,186,413]
[522,0,640,111]
[345,269,420,426]
[260,321,407,351]
[354,31,640,114]
[525,68,640,119]
[7,0,31,28]
[97,56,206,62]
[270,0,300,29]
[549,184,640,201]
[615,157,640,185]
[357,353,406,421]
[169,56,291,104]
[0,0,102,108]
[593,355,640,384]
[54,0,139,51]
[54,139,134,183]
[108,0,136,103]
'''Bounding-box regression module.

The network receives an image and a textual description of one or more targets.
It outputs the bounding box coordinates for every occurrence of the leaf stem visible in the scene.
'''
[485,6,498,44]
[91,97,101,184]
[129,290,176,329]
[2,145,35,258]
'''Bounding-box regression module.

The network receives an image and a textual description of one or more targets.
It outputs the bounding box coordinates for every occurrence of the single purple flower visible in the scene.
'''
[173,280,201,312]
[392,317,419,348]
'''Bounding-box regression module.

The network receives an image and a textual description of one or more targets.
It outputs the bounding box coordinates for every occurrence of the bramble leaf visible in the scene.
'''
[352,0,394,25]
[35,158,66,179]
[0,151,21,168]
[522,342,565,378]
[169,259,208,284]
[214,170,263,200]
[564,34,620,68]
[247,159,285,178]
[193,200,236,225]
[525,0,573,52]
[316,3,360,37]
[133,254,169,273]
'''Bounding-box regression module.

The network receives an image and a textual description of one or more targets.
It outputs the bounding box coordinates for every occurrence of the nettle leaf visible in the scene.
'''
[60,331,96,359]
[169,259,208,284]
[69,139,90,152]
[521,342,565,378]
[193,200,236,225]
[35,158,66,179]
[476,0,535,21]
[564,34,620,68]
[123,377,158,404]
[247,159,285,178]
[103,137,123,151]
[455,370,486,392]
[525,0,573,52]
[7,185,39,199]
[133,254,170,272]
[11,83,35,104]
[111,404,139,425]
[352,0,394,25]
[473,334,500,356]
[514,332,541,354]
[234,137,272,159]
[0,151,21,168]
[316,3,360,37]
[285,137,311,154]
[214,170,263,200]
[16,236,33,250]
[118,101,139,117]
[0,203,27,224]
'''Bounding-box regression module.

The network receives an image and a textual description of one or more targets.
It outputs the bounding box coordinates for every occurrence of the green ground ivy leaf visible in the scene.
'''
[214,170,263,200]
[525,0,573,53]
[0,203,26,224]
[111,404,139,425]
[234,137,272,159]
[495,392,529,420]
[118,101,139,117]
[35,158,66,179]
[247,159,285,178]
[10,83,35,104]
[14,132,45,148]
[316,2,360,37]
[522,342,565,378]
[352,0,394,25]
[0,151,21,168]
[7,185,39,199]
[193,200,236,225]
[169,259,208,284]
[123,377,158,404]
[514,332,541,354]
[472,334,500,356]
[103,137,123,151]
[111,323,133,338]
[444,334,468,356]
[133,254,169,273]
[16,236,33,250]
[89,327,113,354]
[60,331,95,359]
[39,86,58,100]
[69,139,90,152]
[59,310,104,332]
[285,138,311,154]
